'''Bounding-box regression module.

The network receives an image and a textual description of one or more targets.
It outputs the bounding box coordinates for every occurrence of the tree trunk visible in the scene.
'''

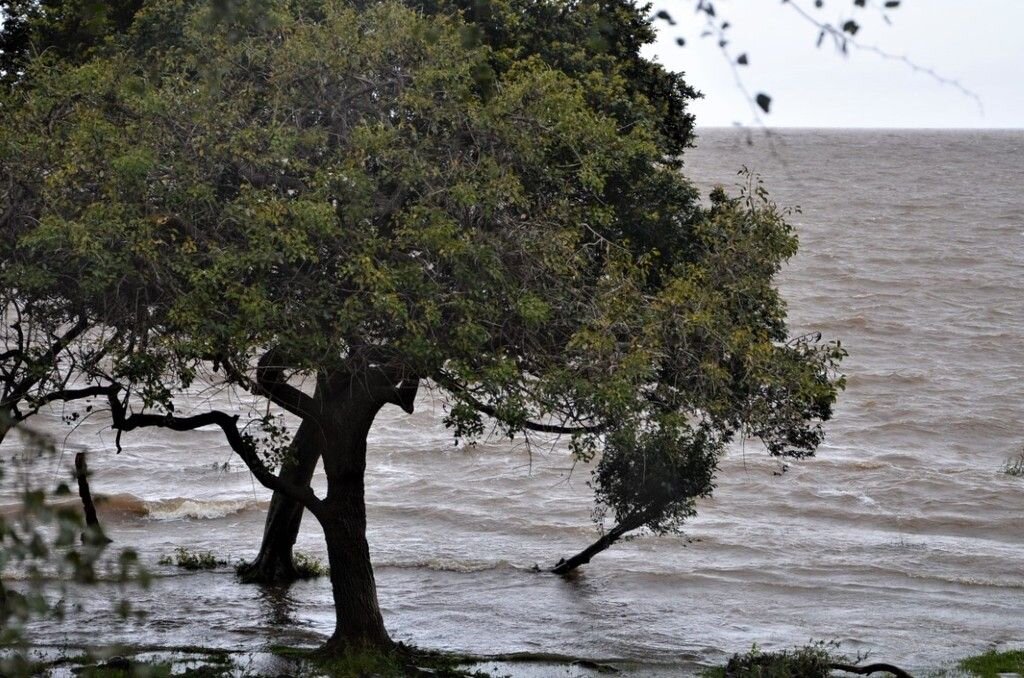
[312,374,394,654]
[238,416,321,585]
[319,492,391,653]
[551,510,650,575]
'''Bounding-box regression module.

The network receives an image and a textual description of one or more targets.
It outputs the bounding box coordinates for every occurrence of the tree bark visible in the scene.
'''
[311,373,396,654]
[551,510,650,575]
[237,416,321,584]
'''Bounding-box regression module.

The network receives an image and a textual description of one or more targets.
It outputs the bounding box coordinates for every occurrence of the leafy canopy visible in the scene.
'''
[1,0,843,532]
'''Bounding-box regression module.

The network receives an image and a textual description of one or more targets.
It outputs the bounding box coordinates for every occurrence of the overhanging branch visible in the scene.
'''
[221,350,320,420]
[434,371,604,435]
[101,386,322,512]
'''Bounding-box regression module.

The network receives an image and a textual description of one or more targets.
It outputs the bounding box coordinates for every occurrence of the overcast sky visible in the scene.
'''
[645,1,1024,128]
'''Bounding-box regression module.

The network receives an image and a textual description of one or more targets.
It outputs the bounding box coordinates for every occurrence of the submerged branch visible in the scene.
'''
[830,663,914,678]
[74,452,111,545]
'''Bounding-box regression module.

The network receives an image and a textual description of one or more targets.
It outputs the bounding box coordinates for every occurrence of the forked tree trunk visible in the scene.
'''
[311,373,395,654]
[244,375,417,590]
[238,417,321,584]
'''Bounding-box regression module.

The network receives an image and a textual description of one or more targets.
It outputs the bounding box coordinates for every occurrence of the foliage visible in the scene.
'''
[157,547,227,571]
[0,0,144,87]
[702,642,841,678]
[0,412,149,671]
[0,0,843,552]
[958,649,1024,678]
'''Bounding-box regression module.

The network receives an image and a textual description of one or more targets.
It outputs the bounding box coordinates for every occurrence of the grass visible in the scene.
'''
[9,648,235,678]
[233,551,329,581]
[157,547,227,571]
[72,659,174,678]
[959,649,1024,677]
[292,551,329,578]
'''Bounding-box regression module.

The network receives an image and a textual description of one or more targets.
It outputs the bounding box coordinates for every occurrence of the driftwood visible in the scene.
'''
[830,662,915,678]
[74,452,111,545]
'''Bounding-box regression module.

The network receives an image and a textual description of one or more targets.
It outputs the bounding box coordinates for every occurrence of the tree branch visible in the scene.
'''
[101,386,323,512]
[16,384,116,420]
[550,509,650,575]
[5,315,90,404]
[220,350,320,420]
[434,371,604,435]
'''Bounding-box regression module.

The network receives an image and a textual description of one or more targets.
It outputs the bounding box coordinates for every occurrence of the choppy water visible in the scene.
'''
[6,129,1024,674]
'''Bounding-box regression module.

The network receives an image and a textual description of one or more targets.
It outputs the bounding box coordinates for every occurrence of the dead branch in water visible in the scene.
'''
[830,663,914,678]
[74,452,111,545]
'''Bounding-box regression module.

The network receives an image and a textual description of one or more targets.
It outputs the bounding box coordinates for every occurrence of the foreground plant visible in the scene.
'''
[704,643,914,678]
[0,415,148,671]
[2,0,843,657]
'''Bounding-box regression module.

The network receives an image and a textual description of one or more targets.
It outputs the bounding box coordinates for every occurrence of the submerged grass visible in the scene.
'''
[958,649,1024,677]
[13,648,235,678]
[292,551,329,578]
[700,642,839,678]
[157,547,227,571]
[232,551,329,581]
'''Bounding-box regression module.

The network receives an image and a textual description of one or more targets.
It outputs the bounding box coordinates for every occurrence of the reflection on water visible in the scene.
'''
[256,585,301,629]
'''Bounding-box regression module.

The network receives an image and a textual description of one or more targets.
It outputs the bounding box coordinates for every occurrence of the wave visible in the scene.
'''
[97,493,266,520]
[376,557,529,573]
[902,570,1024,590]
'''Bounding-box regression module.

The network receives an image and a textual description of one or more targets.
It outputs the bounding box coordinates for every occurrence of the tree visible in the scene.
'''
[1,0,843,657]
[0,0,144,86]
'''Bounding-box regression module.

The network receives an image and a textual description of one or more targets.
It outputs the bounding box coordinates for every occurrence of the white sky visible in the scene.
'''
[644,1,1024,128]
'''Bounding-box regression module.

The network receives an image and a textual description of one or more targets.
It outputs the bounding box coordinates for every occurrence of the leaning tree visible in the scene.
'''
[2,0,844,655]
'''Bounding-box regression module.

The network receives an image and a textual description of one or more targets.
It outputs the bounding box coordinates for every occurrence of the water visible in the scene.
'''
[6,129,1024,674]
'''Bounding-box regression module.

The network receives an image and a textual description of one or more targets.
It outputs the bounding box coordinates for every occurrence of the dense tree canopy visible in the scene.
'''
[1,0,844,655]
